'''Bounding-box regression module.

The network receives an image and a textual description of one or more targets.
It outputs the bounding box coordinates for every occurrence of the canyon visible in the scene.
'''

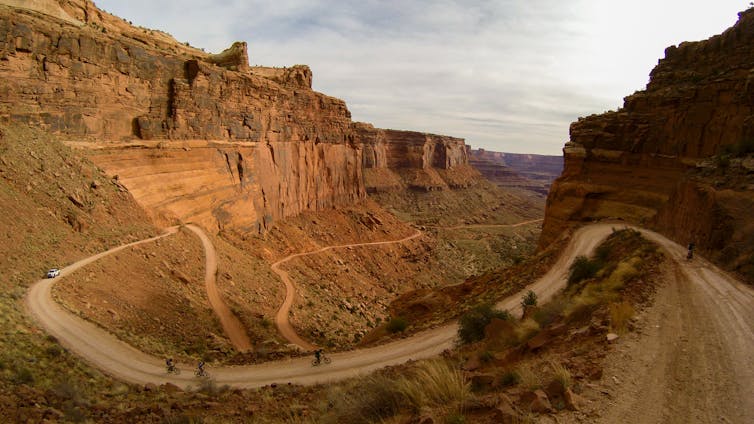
[468,148,563,199]
[0,0,475,234]
[541,8,754,283]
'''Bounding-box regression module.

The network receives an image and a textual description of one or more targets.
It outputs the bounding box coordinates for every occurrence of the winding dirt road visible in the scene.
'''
[24,223,754,408]
[185,225,252,352]
[271,230,423,350]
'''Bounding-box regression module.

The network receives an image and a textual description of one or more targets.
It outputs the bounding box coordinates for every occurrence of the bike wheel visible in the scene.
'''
[323,356,332,364]
[312,359,319,367]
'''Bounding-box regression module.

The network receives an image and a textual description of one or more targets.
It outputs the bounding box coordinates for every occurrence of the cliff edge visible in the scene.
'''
[541,8,754,283]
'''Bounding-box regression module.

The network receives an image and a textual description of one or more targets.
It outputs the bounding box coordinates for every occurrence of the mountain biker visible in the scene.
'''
[197,361,206,376]
[687,242,695,260]
[314,348,323,364]
[166,358,175,373]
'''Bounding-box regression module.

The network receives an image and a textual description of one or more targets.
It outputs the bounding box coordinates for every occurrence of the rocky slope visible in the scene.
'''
[541,8,754,283]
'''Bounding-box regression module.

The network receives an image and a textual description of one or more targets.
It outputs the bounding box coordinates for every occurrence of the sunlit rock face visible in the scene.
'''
[540,9,754,282]
[0,0,481,232]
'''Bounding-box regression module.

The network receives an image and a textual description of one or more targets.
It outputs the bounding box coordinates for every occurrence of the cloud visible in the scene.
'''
[95,0,747,154]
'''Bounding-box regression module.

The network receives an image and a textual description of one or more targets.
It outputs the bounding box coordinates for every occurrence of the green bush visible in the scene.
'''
[521,290,538,308]
[386,317,408,333]
[568,256,601,286]
[457,304,511,344]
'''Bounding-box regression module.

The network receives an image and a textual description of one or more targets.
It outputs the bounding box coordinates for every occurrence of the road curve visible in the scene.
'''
[271,230,423,350]
[25,223,752,393]
[185,225,252,352]
[432,218,543,231]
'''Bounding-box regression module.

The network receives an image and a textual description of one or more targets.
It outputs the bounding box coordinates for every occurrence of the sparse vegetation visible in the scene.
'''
[386,316,408,333]
[609,301,635,334]
[568,255,602,285]
[458,304,512,344]
[521,290,538,307]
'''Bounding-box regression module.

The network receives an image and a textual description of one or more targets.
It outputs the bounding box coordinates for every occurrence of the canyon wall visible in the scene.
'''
[0,0,479,232]
[541,8,754,282]
[355,123,477,192]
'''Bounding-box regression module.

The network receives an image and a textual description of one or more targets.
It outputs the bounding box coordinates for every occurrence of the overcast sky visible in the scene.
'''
[95,1,748,155]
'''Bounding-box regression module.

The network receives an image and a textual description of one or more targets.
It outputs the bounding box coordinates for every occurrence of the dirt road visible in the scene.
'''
[271,230,423,350]
[24,223,754,405]
[583,229,754,424]
[185,225,252,352]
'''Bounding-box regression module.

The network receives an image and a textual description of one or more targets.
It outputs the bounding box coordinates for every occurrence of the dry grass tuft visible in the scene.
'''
[398,359,470,411]
[609,301,635,334]
[549,361,572,388]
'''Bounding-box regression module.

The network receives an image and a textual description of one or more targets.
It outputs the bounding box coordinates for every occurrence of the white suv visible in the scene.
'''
[46,268,60,278]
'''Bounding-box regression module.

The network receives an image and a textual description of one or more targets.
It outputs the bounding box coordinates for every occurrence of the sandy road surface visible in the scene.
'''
[590,229,754,424]
[25,223,753,403]
[271,230,424,350]
[185,225,252,352]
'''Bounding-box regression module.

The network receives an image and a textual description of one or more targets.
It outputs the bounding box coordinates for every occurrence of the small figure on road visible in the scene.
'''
[314,349,322,364]
[687,242,695,260]
[196,360,206,377]
[166,358,176,373]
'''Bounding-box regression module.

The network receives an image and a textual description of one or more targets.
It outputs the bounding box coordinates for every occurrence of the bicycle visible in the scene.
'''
[194,368,210,378]
[312,354,332,366]
[166,365,181,375]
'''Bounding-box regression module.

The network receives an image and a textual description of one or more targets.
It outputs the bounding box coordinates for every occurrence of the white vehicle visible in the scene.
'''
[46,268,60,278]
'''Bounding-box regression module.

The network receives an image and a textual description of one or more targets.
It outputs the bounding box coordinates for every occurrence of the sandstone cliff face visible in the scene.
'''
[0,0,479,233]
[0,0,364,232]
[355,122,476,192]
[541,9,754,282]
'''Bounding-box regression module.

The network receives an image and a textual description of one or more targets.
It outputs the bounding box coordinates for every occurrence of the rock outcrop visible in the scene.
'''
[0,0,476,233]
[541,8,754,282]
[355,123,477,192]
[469,149,562,197]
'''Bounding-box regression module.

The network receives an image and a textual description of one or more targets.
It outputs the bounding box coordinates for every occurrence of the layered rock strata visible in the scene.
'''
[355,123,477,192]
[0,1,365,232]
[469,149,562,196]
[0,0,480,232]
[541,9,754,281]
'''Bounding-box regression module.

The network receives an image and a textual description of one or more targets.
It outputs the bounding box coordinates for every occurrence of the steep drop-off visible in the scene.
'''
[541,8,754,283]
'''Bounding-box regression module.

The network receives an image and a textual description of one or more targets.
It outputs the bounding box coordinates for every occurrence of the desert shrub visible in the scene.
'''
[568,256,601,286]
[533,297,566,327]
[13,366,34,385]
[609,301,635,334]
[514,318,541,343]
[333,374,403,423]
[457,304,511,344]
[521,290,538,308]
[398,359,469,411]
[479,350,494,363]
[499,370,521,387]
[549,361,571,388]
[386,316,408,333]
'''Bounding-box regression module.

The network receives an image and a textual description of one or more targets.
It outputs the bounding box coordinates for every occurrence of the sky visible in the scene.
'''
[94,1,749,155]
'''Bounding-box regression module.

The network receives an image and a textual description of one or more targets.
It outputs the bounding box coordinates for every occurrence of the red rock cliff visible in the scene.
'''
[541,8,754,282]
[0,0,478,232]
[355,122,476,192]
[0,0,367,232]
